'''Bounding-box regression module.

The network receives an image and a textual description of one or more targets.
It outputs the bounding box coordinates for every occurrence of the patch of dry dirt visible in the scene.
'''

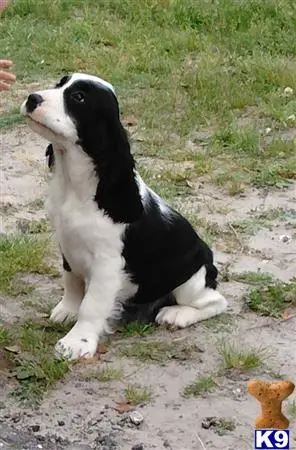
[0,126,296,450]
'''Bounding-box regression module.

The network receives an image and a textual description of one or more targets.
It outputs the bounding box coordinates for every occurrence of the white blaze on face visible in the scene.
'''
[20,73,115,143]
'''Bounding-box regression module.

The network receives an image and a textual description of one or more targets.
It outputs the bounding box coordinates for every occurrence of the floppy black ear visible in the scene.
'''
[45,144,55,171]
[93,119,144,224]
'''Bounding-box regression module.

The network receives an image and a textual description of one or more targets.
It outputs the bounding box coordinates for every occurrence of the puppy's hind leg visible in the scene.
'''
[156,265,227,328]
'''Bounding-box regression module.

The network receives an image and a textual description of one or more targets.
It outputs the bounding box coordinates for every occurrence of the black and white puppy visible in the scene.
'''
[21,73,227,360]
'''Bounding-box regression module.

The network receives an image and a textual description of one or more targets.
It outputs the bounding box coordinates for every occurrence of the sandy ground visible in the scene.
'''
[0,126,296,450]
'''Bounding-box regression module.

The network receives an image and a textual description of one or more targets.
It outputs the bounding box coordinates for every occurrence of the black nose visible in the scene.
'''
[26,93,44,113]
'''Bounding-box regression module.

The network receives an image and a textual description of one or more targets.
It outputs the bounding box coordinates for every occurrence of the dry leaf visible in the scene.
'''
[113,401,132,414]
[78,355,100,364]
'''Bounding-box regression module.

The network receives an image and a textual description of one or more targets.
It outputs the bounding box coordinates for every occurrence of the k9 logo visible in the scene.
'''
[255,430,290,449]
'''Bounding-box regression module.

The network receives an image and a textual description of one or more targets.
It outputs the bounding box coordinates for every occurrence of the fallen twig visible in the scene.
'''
[196,432,207,450]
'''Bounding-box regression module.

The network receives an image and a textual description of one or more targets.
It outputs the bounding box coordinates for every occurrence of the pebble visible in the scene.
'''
[279,234,292,243]
[284,87,293,96]
[88,418,102,427]
[30,425,40,433]
[129,411,144,426]
[131,445,144,450]
[58,420,65,426]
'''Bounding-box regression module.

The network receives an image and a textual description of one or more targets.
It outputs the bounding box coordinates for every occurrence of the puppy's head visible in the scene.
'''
[21,73,143,223]
[21,73,117,146]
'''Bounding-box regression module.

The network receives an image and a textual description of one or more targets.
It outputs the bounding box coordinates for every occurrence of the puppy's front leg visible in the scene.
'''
[55,262,121,360]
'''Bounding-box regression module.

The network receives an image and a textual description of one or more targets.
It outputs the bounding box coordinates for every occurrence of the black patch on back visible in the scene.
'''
[63,80,143,223]
[121,191,218,319]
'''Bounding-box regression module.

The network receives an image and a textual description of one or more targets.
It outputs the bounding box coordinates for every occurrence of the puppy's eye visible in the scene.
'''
[71,92,85,103]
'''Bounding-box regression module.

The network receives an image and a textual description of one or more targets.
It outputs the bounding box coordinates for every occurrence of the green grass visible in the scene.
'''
[119,340,200,363]
[118,322,157,337]
[1,0,296,195]
[87,365,123,382]
[124,384,152,405]
[218,342,266,370]
[246,281,296,317]
[183,376,216,397]
[1,321,71,403]
[288,400,296,419]
[0,107,23,129]
[232,271,274,285]
[203,314,235,332]
[0,233,58,295]
[0,325,10,346]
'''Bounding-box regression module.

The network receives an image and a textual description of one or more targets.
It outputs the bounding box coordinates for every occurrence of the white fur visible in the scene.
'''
[156,265,227,327]
[45,143,133,359]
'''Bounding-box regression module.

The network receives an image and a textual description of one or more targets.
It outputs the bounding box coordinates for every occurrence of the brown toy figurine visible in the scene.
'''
[248,379,295,429]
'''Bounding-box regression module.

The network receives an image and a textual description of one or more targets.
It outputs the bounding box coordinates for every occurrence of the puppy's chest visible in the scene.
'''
[46,182,125,276]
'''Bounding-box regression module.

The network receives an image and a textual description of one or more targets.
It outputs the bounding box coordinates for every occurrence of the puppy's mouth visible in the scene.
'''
[25,116,57,136]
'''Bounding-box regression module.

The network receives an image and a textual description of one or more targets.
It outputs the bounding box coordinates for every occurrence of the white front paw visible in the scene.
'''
[55,328,98,360]
[50,299,79,323]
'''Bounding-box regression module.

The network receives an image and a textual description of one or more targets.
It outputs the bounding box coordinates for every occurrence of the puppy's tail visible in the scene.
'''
[121,292,176,323]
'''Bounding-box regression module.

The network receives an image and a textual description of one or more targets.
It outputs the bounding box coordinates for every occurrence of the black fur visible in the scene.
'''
[63,80,143,223]
[45,144,55,170]
[62,254,71,272]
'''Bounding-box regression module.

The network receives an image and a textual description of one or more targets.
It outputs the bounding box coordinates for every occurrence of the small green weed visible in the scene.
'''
[203,314,234,332]
[246,282,296,317]
[124,384,152,405]
[0,325,10,346]
[119,322,157,337]
[218,342,266,370]
[288,400,296,419]
[183,376,216,397]
[119,340,200,363]
[233,271,274,285]
[88,365,123,382]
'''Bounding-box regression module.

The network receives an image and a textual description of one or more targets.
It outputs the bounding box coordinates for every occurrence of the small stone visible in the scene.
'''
[163,440,171,448]
[88,417,102,427]
[129,411,144,426]
[279,234,291,243]
[287,114,296,121]
[284,87,293,96]
[31,425,40,432]
[11,415,20,423]
[58,420,65,426]
[201,417,217,429]
[132,445,144,450]
[265,127,272,134]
